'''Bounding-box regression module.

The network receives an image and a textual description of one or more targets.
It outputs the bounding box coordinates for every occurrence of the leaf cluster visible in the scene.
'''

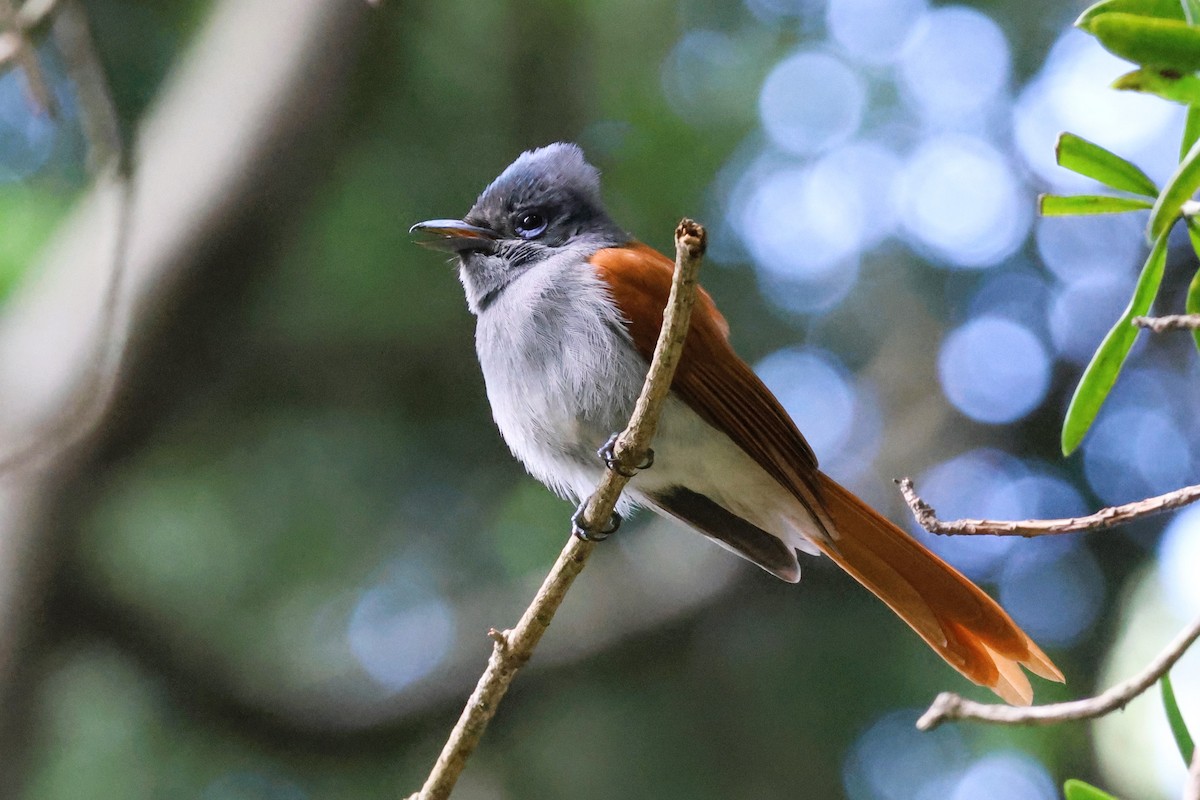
[1040,4,1200,790]
[1046,0,1200,454]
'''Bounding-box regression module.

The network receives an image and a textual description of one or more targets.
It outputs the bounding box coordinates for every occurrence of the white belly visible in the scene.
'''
[470,250,824,558]
[473,250,645,503]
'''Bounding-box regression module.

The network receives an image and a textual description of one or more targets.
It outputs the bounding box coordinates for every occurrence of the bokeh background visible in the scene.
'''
[0,0,1197,798]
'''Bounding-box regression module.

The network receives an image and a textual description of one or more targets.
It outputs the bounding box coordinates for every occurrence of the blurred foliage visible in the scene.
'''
[1053,0,1200,454]
[0,184,67,301]
[1162,672,1196,763]
[84,0,212,128]
[1065,778,1121,800]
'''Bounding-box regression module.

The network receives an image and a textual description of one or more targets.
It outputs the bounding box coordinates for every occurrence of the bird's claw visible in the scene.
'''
[597,433,654,478]
[571,501,622,542]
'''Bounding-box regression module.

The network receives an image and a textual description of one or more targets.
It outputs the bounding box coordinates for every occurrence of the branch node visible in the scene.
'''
[916,692,961,731]
[897,476,1200,538]
[676,218,706,258]
[896,476,942,532]
[486,628,510,649]
[1132,314,1200,333]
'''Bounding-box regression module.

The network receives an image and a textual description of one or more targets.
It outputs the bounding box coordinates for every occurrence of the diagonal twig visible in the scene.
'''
[1133,314,1200,333]
[917,613,1200,731]
[407,220,707,800]
[0,0,133,475]
[896,476,1200,537]
[0,0,56,114]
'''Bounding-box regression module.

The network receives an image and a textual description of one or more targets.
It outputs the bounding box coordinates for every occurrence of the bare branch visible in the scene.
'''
[896,476,1200,537]
[0,0,131,475]
[917,613,1200,731]
[1133,315,1200,333]
[0,0,56,115]
[0,0,63,73]
[410,221,707,800]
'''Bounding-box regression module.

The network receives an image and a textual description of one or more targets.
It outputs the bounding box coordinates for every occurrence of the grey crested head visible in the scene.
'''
[411,143,628,313]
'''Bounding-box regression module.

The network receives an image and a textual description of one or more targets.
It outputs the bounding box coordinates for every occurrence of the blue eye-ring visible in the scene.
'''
[514,211,548,239]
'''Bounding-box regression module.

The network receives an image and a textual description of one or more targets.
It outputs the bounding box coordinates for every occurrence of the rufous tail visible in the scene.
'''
[812,473,1064,705]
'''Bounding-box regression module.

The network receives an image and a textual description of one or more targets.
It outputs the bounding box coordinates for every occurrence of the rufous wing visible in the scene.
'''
[590,242,829,528]
[589,242,1064,704]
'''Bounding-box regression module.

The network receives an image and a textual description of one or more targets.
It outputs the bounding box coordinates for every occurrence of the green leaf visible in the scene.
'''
[1064,779,1120,800]
[1162,673,1196,763]
[0,186,70,303]
[1186,223,1200,352]
[1185,268,1200,352]
[1149,134,1200,239]
[1077,0,1186,26]
[1080,13,1200,71]
[1040,194,1155,215]
[1062,229,1170,455]
[1184,0,1200,24]
[1183,104,1200,161]
[1056,133,1159,197]
[1113,67,1200,105]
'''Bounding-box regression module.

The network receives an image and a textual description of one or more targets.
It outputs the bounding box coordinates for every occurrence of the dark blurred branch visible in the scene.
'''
[897,476,1200,537]
[1,0,727,749]
[1133,314,1200,332]
[0,0,367,790]
[15,0,60,29]
[0,0,132,475]
[917,613,1200,731]
[409,221,708,800]
[53,1,124,172]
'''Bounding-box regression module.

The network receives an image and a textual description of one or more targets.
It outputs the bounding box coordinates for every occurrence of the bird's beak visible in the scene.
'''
[409,219,499,254]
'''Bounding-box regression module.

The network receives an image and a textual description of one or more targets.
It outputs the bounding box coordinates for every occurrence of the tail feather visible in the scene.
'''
[812,474,1064,705]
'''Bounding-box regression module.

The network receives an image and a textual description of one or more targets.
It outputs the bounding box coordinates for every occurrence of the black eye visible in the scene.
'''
[514,211,548,239]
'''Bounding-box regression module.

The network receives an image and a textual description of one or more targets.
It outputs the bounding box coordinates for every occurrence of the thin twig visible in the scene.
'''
[0,0,56,115]
[1133,315,1200,333]
[917,613,1200,731]
[0,0,133,474]
[409,221,707,800]
[896,476,1200,537]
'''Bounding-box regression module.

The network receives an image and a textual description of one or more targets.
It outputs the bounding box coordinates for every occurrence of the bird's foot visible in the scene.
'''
[597,433,654,478]
[571,500,622,542]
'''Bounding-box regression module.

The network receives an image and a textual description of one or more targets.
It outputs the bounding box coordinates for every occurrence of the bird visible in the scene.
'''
[410,142,1063,705]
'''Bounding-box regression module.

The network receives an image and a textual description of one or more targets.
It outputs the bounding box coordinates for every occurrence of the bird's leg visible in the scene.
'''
[571,500,622,542]
[597,432,654,478]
